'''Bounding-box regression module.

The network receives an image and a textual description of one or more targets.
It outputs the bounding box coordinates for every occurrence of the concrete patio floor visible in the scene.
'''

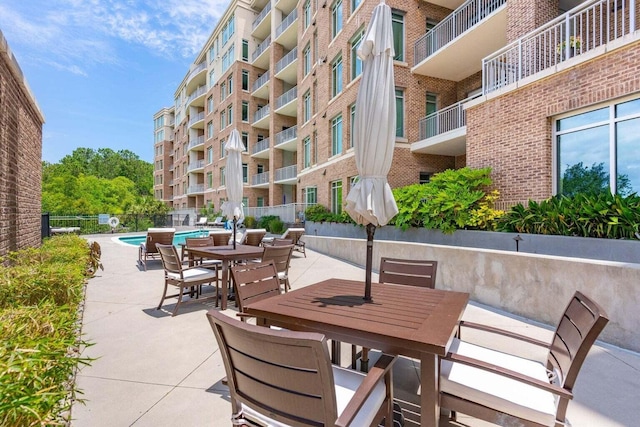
[71,233,640,426]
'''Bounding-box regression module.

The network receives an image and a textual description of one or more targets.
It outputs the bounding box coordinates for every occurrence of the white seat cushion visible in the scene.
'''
[440,338,558,425]
[167,268,217,282]
[240,365,386,427]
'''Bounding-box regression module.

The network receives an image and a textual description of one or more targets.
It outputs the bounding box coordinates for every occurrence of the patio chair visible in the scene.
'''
[138,227,175,271]
[263,227,306,257]
[240,228,267,246]
[209,231,232,246]
[270,237,294,246]
[184,237,220,272]
[440,291,609,427]
[229,260,281,321]
[206,309,398,427]
[207,216,225,227]
[196,216,208,231]
[261,244,294,292]
[156,244,219,316]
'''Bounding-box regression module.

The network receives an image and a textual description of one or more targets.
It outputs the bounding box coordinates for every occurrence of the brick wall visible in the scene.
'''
[0,31,44,257]
[466,41,640,206]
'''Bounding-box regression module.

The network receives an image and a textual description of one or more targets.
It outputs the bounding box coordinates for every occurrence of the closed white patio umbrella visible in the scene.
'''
[220,129,245,249]
[344,0,398,301]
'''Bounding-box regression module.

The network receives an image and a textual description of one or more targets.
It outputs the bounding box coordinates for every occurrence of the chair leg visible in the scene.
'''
[157,281,169,310]
[172,286,185,316]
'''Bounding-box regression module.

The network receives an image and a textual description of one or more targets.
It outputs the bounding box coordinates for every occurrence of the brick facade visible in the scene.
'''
[0,31,44,257]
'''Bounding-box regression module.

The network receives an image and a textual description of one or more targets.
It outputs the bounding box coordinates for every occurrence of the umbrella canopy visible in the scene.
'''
[221,130,246,247]
[344,1,398,300]
[345,0,398,227]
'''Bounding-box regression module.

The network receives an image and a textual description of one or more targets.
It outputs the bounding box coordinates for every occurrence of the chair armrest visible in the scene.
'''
[335,354,397,427]
[458,320,550,349]
[443,352,573,400]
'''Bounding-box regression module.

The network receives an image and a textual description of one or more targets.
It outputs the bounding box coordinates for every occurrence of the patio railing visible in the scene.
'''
[418,94,481,139]
[252,137,270,155]
[246,202,310,224]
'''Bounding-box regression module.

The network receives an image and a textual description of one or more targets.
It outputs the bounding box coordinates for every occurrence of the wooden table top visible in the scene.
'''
[245,278,469,358]
[186,244,264,260]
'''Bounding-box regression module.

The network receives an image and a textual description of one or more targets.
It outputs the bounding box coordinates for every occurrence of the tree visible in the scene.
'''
[561,162,632,197]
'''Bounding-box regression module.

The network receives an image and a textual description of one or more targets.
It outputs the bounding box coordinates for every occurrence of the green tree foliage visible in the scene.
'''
[561,162,632,197]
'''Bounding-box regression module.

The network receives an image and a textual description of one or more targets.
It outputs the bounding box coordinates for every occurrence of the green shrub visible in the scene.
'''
[257,215,279,230]
[268,218,285,234]
[243,216,257,229]
[304,205,355,224]
[0,235,94,426]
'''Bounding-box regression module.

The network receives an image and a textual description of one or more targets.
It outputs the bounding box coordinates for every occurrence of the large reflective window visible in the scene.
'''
[557,125,609,196]
[616,117,640,195]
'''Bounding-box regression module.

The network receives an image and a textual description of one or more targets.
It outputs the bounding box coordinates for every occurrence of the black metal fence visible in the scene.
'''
[44,213,191,235]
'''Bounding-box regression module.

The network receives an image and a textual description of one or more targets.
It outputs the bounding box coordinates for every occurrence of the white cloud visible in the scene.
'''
[0,0,227,75]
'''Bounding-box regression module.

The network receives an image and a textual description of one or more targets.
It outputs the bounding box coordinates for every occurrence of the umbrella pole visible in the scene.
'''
[364,223,376,301]
[233,217,237,250]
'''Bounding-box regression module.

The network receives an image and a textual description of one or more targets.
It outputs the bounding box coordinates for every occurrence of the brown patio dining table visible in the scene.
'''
[244,278,469,427]
[185,244,264,310]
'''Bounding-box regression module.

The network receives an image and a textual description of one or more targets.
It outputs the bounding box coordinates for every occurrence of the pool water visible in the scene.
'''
[118,230,209,246]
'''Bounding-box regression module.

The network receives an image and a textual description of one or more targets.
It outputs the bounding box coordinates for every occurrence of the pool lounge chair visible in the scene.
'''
[207,216,225,228]
[138,228,176,271]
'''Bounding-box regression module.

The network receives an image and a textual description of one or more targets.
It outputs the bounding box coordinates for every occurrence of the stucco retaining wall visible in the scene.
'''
[303,235,640,352]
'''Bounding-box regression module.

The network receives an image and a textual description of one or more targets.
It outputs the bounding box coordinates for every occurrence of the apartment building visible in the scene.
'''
[154,0,640,217]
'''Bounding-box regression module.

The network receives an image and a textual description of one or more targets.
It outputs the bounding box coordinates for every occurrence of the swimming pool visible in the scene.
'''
[117,230,209,246]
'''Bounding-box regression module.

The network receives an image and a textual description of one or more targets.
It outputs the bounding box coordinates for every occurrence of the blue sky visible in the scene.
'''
[1,0,229,163]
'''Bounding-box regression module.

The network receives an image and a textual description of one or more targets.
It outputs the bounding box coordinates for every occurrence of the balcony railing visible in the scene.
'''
[253,71,270,92]
[252,2,272,30]
[418,95,480,140]
[188,136,205,150]
[276,9,298,39]
[187,184,205,194]
[251,171,270,186]
[414,0,506,64]
[252,137,270,155]
[254,104,270,123]
[252,36,271,62]
[276,86,297,109]
[187,62,206,83]
[275,126,297,146]
[275,165,297,181]
[187,160,205,172]
[484,0,636,94]
[188,111,205,126]
[187,85,207,105]
[276,47,298,74]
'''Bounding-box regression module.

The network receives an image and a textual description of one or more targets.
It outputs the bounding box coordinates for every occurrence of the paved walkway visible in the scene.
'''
[71,233,640,426]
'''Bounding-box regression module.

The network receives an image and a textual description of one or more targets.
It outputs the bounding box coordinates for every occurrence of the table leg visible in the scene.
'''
[420,353,439,427]
[220,260,230,310]
[331,341,341,365]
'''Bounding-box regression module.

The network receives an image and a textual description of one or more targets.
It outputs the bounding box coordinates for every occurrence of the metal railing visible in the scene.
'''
[275,165,297,181]
[415,0,506,64]
[46,214,178,234]
[276,86,297,109]
[187,62,206,83]
[247,202,309,224]
[253,71,270,92]
[252,36,271,62]
[187,184,205,194]
[187,85,207,105]
[275,126,297,146]
[188,111,205,126]
[252,2,272,30]
[254,104,270,123]
[276,9,298,38]
[418,95,480,139]
[276,47,298,74]
[188,136,205,150]
[187,160,205,172]
[484,0,636,94]
[252,137,270,155]
[251,171,270,186]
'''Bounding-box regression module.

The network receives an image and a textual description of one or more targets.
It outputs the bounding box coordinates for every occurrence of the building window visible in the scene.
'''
[349,175,359,190]
[242,101,249,122]
[350,30,364,79]
[242,132,249,151]
[154,116,164,129]
[257,196,264,207]
[222,45,235,72]
[242,70,249,91]
[207,172,213,188]
[207,121,214,139]
[242,163,248,183]
[207,96,213,113]
[331,180,343,214]
[242,39,249,61]
[304,186,317,205]
[419,172,431,184]
[154,129,164,143]
[332,0,343,39]
[426,92,437,116]
[228,75,233,94]
[303,44,311,76]
[220,167,226,186]
[331,55,343,98]
[209,70,215,88]
[555,97,640,196]
[227,105,233,124]
[220,110,226,128]
[392,11,404,61]
[220,139,225,158]
[207,146,214,164]
[222,15,235,45]
[352,0,362,12]
[303,136,311,168]
[350,104,356,148]
[303,90,312,123]
[331,114,343,156]
[396,88,404,137]
[220,82,226,100]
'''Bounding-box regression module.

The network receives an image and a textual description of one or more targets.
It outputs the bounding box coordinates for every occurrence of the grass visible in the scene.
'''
[0,235,94,426]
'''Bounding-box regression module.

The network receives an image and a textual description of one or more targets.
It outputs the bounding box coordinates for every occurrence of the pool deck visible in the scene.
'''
[71,232,640,426]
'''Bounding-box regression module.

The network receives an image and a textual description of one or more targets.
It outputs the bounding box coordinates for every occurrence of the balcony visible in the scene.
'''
[274,165,297,184]
[188,111,205,129]
[275,126,297,151]
[252,36,271,69]
[412,0,507,81]
[187,159,205,173]
[186,62,207,93]
[275,9,298,50]
[483,0,637,95]
[252,2,272,40]
[186,184,205,194]
[251,171,270,188]
[275,47,298,85]
[251,137,271,159]
[186,85,207,108]
[252,71,270,100]
[275,86,297,117]
[253,104,270,129]
[188,135,205,151]
[412,96,479,156]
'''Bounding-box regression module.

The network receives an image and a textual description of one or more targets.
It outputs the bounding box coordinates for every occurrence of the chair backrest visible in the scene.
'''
[282,227,305,245]
[144,228,176,254]
[185,236,214,248]
[156,244,183,276]
[206,310,339,426]
[243,229,267,246]
[547,291,609,390]
[379,257,437,288]
[262,245,294,275]
[210,231,232,246]
[272,238,294,246]
[197,217,208,225]
[230,261,282,314]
